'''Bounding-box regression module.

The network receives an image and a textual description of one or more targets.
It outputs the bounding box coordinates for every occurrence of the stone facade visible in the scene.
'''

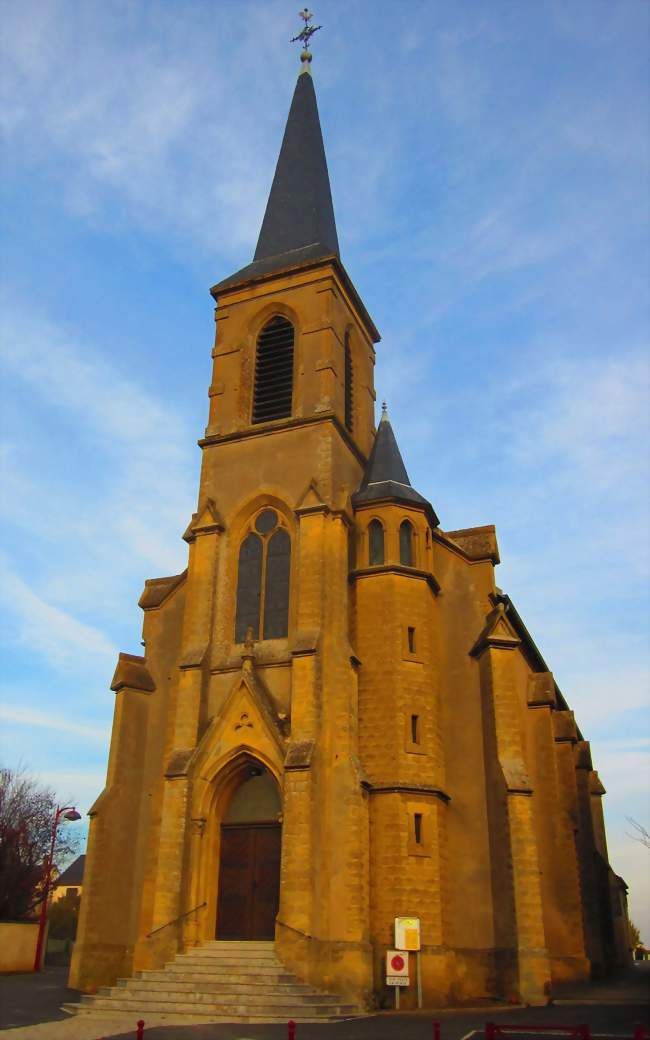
[69,61,629,1009]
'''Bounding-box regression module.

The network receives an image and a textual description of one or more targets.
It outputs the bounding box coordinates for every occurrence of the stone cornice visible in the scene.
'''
[110,653,155,694]
[349,565,440,595]
[368,783,450,803]
[198,412,368,469]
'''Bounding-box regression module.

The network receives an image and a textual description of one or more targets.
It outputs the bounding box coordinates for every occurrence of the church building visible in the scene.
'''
[69,38,629,1016]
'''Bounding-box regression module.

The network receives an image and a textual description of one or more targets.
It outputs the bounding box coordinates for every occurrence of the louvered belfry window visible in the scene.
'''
[344,333,354,432]
[252,316,294,424]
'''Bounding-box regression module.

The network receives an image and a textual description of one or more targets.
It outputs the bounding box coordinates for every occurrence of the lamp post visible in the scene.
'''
[33,805,81,972]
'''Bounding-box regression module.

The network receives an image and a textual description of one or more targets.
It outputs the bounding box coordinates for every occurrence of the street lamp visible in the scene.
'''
[33,804,82,972]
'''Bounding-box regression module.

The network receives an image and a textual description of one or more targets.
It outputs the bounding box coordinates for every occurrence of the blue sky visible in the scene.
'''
[1,0,649,935]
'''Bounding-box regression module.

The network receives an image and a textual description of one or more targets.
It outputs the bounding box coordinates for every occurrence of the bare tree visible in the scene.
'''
[626,817,650,850]
[0,766,80,919]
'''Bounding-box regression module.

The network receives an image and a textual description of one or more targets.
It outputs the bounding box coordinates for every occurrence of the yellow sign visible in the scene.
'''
[395,916,421,951]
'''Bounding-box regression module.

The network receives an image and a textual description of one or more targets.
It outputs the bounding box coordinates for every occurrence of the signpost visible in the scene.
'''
[395,916,422,1009]
[385,949,409,1008]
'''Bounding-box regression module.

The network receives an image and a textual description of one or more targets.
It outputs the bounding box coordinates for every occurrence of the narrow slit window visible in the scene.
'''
[407,626,416,654]
[252,316,294,424]
[344,333,354,432]
[414,813,423,845]
[400,520,414,566]
[368,520,384,566]
[411,714,420,744]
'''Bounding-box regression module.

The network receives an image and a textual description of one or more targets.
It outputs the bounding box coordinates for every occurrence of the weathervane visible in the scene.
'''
[291,8,322,63]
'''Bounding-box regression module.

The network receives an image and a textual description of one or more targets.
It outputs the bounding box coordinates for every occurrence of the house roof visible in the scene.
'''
[53,853,85,887]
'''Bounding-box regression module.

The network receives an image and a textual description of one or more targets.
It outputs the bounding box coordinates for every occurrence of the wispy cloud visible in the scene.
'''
[0,556,117,672]
[0,300,195,618]
[0,704,110,743]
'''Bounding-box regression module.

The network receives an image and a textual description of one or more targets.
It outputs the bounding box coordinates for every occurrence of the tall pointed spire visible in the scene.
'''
[254,66,339,264]
[352,406,440,525]
[211,44,339,296]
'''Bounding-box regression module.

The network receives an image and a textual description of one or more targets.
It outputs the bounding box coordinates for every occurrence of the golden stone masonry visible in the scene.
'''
[69,53,630,1012]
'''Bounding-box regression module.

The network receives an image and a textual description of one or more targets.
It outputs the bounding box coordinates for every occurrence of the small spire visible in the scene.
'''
[291,8,322,68]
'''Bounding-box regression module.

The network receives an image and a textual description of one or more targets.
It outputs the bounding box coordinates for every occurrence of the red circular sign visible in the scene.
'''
[390,954,405,972]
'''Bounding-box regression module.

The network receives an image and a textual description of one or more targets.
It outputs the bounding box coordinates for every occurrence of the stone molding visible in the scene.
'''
[527,671,556,707]
[110,653,155,694]
[284,740,315,771]
[199,411,368,468]
[349,565,440,595]
[139,571,186,610]
[469,603,521,658]
[444,525,500,565]
[368,782,450,803]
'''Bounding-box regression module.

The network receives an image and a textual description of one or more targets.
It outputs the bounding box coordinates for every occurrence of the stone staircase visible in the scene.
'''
[63,940,362,1023]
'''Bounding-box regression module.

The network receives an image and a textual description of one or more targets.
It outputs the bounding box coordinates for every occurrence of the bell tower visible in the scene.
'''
[200,57,379,508]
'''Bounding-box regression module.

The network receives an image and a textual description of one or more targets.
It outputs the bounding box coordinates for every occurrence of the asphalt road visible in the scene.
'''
[0,966,648,1039]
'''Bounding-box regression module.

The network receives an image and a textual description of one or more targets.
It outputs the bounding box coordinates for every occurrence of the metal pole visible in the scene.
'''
[395,984,400,1010]
[433,1021,441,1040]
[416,950,422,1009]
[33,807,62,972]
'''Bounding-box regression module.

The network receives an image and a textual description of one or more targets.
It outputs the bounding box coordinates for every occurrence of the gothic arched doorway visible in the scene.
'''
[216,764,282,940]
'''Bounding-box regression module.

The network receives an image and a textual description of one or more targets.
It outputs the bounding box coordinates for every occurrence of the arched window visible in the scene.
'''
[368,519,385,566]
[235,509,291,642]
[344,332,354,432]
[400,520,414,566]
[252,316,294,424]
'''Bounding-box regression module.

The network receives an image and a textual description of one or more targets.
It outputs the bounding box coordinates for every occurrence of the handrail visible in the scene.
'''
[146,902,207,939]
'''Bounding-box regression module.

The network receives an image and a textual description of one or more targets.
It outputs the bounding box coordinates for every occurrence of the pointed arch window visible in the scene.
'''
[368,519,385,566]
[344,332,354,432]
[400,520,414,566]
[235,509,291,642]
[252,316,294,424]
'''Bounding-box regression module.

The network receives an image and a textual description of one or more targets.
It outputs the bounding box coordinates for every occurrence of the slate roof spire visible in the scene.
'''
[352,405,440,526]
[211,46,340,296]
[254,61,339,265]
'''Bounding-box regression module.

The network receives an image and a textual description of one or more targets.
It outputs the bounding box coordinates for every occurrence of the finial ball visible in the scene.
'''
[301,48,313,62]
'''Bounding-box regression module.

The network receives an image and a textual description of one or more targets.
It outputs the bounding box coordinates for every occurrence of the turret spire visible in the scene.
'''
[352,410,440,526]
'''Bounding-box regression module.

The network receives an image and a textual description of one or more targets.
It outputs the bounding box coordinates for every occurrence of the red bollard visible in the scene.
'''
[577,1027,591,1040]
[136,1021,145,1040]
[287,1020,296,1040]
[485,1025,497,1040]
[433,1021,441,1040]
[633,1027,645,1040]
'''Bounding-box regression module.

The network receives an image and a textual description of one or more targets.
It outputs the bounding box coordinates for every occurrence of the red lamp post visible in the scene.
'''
[33,804,81,972]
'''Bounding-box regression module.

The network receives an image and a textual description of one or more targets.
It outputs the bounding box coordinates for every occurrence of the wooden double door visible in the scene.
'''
[216,822,281,940]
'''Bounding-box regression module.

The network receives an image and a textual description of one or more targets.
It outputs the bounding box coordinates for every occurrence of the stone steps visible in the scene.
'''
[63,940,361,1023]
[122,976,316,994]
[105,983,343,1006]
